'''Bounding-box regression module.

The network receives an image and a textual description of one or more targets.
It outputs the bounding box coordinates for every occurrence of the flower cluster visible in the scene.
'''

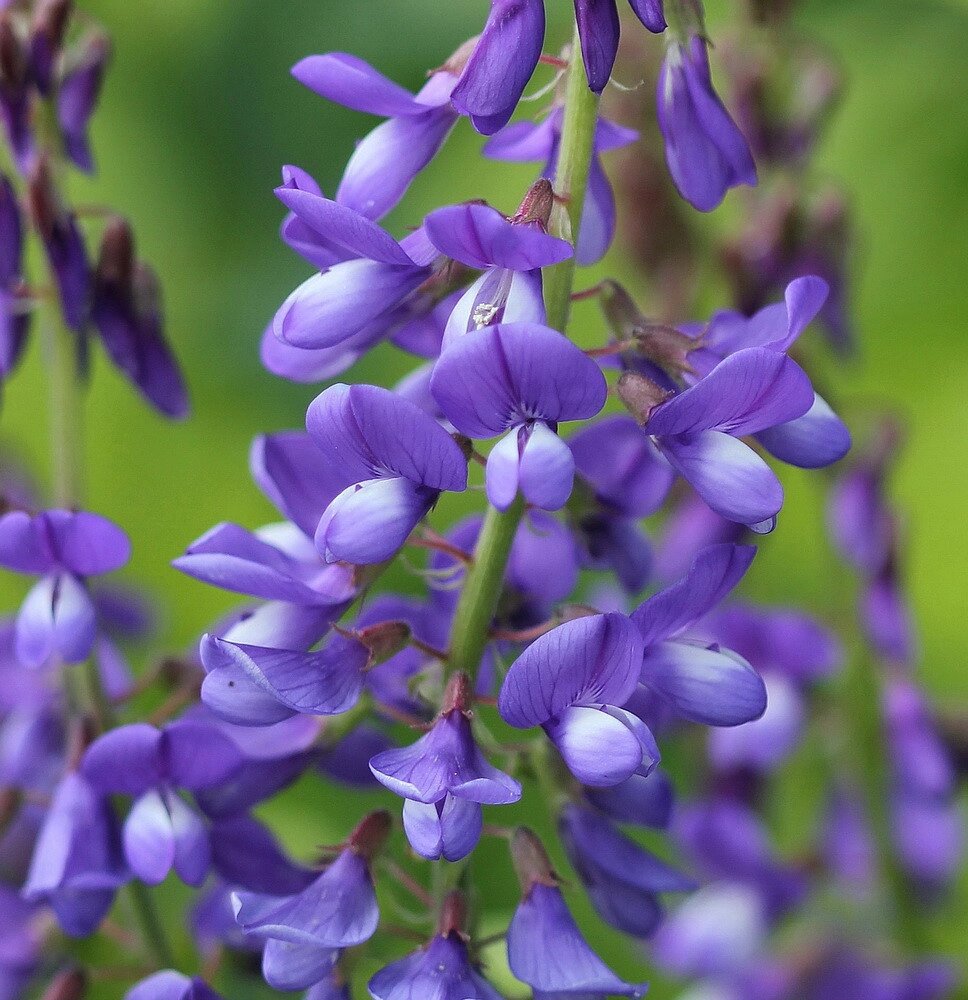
[0,0,961,999]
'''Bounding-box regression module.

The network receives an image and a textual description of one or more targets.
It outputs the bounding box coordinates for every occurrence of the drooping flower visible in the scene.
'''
[484,109,638,264]
[233,812,389,991]
[22,772,129,936]
[657,34,756,211]
[631,544,767,727]
[91,216,189,418]
[306,383,468,564]
[499,612,656,786]
[0,174,29,378]
[431,322,606,512]
[370,673,521,861]
[0,508,130,667]
[423,195,572,345]
[450,0,546,134]
[81,720,244,886]
[507,827,649,998]
[291,52,460,221]
[559,803,695,937]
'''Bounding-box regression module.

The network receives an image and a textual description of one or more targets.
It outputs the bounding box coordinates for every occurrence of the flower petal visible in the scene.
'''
[575,0,621,94]
[518,421,576,512]
[291,53,421,117]
[756,392,851,469]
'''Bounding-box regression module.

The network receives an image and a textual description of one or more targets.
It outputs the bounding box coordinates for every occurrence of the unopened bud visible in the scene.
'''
[599,279,642,339]
[616,371,672,425]
[27,154,59,237]
[31,0,74,94]
[512,179,555,229]
[510,827,559,893]
[0,15,27,88]
[40,967,87,1000]
[348,810,392,861]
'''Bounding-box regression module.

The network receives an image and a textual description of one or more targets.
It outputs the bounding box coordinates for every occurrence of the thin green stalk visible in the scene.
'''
[446,25,600,682]
[125,879,176,968]
[43,315,84,508]
[542,25,601,333]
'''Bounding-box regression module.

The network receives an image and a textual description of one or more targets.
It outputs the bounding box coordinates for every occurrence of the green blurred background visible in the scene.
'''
[2,0,967,994]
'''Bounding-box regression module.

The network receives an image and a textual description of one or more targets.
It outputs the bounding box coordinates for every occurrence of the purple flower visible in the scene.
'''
[0,508,130,667]
[654,492,746,583]
[91,217,189,418]
[560,803,695,937]
[821,785,877,895]
[81,720,243,886]
[234,812,389,991]
[22,772,128,936]
[292,52,459,221]
[657,35,756,211]
[0,17,32,172]
[371,674,521,860]
[631,544,767,727]
[306,383,468,564]
[431,322,606,511]
[643,348,816,530]
[485,109,638,264]
[451,0,546,134]
[507,829,648,997]
[125,971,223,1000]
[198,628,371,726]
[423,199,572,345]
[271,187,437,351]
[584,768,675,829]
[499,612,657,786]
[56,32,110,173]
[0,174,29,378]
[369,929,503,1000]
[0,886,39,999]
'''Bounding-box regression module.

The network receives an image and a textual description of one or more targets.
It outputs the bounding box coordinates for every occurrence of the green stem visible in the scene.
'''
[125,879,175,968]
[43,314,84,508]
[542,25,601,333]
[445,24,600,683]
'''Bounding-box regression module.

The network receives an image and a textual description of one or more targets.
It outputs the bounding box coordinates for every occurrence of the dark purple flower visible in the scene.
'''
[28,157,91,332]
[508,829,648,998]
[560,803,695,937]
[0,16,33,172]
[56,32,110,173]
[371,674,521,860]
[369,929,503,1000]
[451,0,546,134]
[0,508,130,667]
[0,174,29,378]
[644,348,816,530]
[234,813,389,991]
[657,35,756,211]
[292,53,460,220]
[81,720,243,886]
[125,971,223,1000]
[91,216,189,418]
[575,0,666,93]
[584,768,675,829]
[631,544,767,727]
[423,200,572,345]
[431,322,605,511]
[306,383,468,564]
[485,109,638,264]
[499,612,656,786]
[22,772,128,936]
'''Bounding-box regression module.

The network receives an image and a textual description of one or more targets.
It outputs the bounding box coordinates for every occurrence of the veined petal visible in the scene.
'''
[499,612,644,728]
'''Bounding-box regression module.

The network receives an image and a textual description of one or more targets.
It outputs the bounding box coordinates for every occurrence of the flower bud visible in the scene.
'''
[30,0,73,94]
[40,967,87,1000]
[441,670,473,715]
[438,890,469,938]
[95,215,135,292]
[512,178,555,230]
[354,619,411,665]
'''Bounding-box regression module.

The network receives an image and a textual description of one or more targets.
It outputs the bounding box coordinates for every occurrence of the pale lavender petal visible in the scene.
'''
[123,790,176,885]
[499,612,644,728]
[519,421,576,511]
[262,938,339,991]
[442,267,546,346]
[402,795,482,862]
[545,705,658,786]
[641,640,767,726]
[757,393,851,469]
[485,429,521,511]
[659,431,785,527]
[168,793,211,886]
